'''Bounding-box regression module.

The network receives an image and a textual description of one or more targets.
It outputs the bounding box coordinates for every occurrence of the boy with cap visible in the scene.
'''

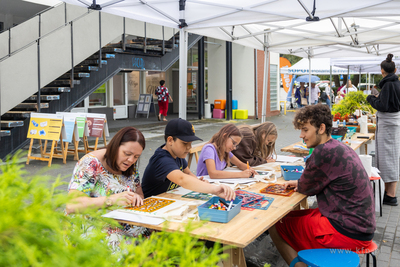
[142,118,235,200]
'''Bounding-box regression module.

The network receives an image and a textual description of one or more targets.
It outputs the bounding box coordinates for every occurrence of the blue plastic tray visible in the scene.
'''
[281,165,304,181]
[198,196,242,223]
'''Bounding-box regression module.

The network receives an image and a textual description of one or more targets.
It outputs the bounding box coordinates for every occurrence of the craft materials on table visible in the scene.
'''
[235,190,274,211]
[281,165,305,181]
[120,197,201,222]
[260,183,295,197]
[102,210,166,225]
[202,175,257,184]
[125,197,175,213]
[198,196,242,223]
[182,191,213,200]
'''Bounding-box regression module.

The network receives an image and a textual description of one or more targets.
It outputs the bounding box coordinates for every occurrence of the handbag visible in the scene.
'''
[301,97,308,106]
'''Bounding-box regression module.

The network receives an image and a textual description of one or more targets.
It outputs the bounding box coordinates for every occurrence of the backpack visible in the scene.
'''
[320,91,327,101]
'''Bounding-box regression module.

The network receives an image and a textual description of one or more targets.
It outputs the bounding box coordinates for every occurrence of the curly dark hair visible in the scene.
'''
[293,104,333,135]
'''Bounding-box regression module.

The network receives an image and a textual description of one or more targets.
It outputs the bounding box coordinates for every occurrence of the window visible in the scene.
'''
[127,71,140,104]
[270,64,278,110]
[89,83,107,107]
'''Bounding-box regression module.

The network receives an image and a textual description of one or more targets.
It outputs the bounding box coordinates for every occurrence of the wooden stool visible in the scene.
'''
[370,176,382,217]
[290,249,360,267]
[354,241,377,267]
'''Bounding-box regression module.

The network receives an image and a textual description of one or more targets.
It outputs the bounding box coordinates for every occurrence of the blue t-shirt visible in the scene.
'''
[142,144,188,198]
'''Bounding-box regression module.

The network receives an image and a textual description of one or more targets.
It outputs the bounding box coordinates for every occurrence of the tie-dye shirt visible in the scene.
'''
[298,138,376,241]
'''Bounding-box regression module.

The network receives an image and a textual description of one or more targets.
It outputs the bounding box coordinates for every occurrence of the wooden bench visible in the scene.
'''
[187,141,207,168]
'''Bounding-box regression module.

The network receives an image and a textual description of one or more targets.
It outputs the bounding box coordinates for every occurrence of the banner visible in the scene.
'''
[280,57,292,93]
[27,113,64,141]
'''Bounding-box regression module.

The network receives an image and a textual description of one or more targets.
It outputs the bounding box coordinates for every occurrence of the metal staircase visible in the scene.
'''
[0,30,202,160]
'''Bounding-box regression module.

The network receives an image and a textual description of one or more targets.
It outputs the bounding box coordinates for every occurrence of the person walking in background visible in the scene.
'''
[325,81,332,108]
[309,83,320,105]
[346,80,358,93]
[367,53,400,206]
[155,80,173,122]
[294,82,308,108]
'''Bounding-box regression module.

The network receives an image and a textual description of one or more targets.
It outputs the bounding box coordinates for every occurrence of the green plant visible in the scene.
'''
[332,91,376,116]
[0,153,226,266]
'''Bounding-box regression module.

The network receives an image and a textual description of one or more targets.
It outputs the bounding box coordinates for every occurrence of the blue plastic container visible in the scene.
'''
[331,134,343,141]
[198,196,242,223]
[232,100,238,110]
[281,165,305,181]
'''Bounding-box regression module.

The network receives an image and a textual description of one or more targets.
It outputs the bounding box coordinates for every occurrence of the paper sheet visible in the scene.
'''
[102,210,165,225]
[275,155,303,163]
[202,176,257,184]
[167,187,192,195]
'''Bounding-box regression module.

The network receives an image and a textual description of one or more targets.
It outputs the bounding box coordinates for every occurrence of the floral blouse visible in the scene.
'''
[68,153,141,197]
[68,154,151,250]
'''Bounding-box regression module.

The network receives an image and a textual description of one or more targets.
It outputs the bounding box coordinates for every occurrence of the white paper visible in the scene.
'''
[202,177,257,184]
[167,187,192,195]
[275,155,303,163]
[102,210,165,225]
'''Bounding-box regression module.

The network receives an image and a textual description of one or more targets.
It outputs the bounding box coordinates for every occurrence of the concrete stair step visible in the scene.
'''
[1,120,24,128]
[59,73,90,79]
[14,103,49,110]
[48,80,80,86]
[2,111,31,119]
[0,130,11,137]
[41,87,70,93]
[102,47,124,53]
[28,95,60,101]
[81,59,108,65]
[73,66,99,72]
[89,53,116,59]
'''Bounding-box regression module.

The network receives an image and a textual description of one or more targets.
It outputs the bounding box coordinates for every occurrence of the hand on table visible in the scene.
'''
[213,184,236,201]
[283,180,298,192]
[241,168,257,178]
[108,191,144,207]
[266,158,276,163]
[199,176,210,183]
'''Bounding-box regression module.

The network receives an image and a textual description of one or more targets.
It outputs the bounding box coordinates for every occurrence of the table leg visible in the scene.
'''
[223,246,246,267]
[300,198,309,209]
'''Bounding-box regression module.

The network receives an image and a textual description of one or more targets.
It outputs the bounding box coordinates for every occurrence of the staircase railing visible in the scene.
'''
[0,3,174,115]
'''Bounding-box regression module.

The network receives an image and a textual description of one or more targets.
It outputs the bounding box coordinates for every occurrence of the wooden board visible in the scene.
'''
[281,133,375,156]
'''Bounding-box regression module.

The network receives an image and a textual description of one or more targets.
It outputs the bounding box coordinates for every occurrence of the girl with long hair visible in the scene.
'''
[196,124,256,178]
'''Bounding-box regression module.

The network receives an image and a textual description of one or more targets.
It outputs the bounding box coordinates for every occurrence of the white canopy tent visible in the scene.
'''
[281,58,358,75]
[61,0,400,121]
[331,56,400,74]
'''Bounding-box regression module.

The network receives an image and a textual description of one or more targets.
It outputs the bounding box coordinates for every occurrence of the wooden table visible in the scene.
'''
[118,169,307,266]
[280,133,375,156]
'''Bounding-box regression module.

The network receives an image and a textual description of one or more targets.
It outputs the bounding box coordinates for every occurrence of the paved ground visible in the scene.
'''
[7,110,400,266]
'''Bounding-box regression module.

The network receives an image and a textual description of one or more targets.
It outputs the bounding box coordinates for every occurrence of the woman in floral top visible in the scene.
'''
[66,127,151,249]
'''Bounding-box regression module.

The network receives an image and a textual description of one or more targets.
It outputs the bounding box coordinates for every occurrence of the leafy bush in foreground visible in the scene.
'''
[0,154,226,266]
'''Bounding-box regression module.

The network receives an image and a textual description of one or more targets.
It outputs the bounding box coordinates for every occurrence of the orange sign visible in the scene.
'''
[280,57,292,93]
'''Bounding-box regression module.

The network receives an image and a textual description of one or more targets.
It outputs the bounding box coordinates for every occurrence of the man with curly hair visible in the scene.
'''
[269,104,376,266]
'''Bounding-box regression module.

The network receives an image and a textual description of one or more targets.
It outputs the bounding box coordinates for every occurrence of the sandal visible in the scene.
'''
[157,114,161,121]
[163,118,168,121]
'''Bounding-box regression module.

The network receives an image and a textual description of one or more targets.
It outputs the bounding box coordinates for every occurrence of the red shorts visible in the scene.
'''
[275,208,371,252]
[158,100,169,116]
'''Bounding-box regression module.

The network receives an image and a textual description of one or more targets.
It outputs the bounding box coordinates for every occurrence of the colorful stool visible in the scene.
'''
[212,109,225,119]
[232,100,238,110]
[214,99,226,110]
[235,109,248,119]
[225,110,237,119]
[290,249,360,267]
[354,241,377,267]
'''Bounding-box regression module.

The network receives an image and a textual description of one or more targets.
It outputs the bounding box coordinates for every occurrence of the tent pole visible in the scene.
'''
[308,52,311,105]
[329,65,332,108]
[261,47,269,123]
[178,28,188,120]
[226,41,232,121]
[347,66,349,94]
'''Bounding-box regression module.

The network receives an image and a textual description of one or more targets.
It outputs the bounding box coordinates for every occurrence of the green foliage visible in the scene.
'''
[280,54,302,65]
[332,91,376,116]
[0,154,226,267]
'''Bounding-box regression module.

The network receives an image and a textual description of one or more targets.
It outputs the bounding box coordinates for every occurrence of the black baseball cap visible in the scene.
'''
[165,118,203,142]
